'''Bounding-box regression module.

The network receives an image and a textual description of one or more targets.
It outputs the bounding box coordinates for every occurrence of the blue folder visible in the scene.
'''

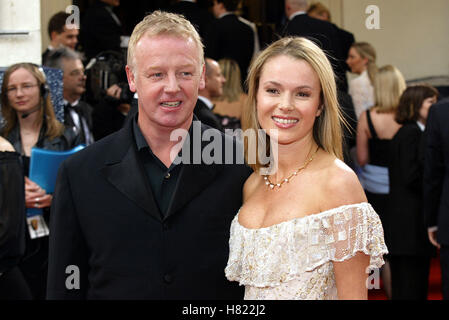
[27,145,85,217]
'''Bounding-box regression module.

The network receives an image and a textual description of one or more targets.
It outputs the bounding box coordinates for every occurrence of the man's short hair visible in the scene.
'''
[217,0,241,12]
[127,10,204,73]
[48,11,71,38]
[44,47,81,70]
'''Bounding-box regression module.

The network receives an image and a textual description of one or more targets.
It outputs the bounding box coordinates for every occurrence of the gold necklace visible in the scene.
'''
[263,146,319,190]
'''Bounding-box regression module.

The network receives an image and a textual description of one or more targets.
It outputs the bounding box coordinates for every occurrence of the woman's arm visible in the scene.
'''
[356,111,370,166]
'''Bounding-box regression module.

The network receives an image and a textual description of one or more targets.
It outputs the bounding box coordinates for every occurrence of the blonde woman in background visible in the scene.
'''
[213,58,247,121]
[347,42,378,120]
[356,65,407,299]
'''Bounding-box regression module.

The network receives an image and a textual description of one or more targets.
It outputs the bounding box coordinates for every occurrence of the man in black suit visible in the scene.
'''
[283,0,346,92]
[424,97,449,300]
[80,0,123,62]
[44,48,94,145]
[47,11,251,300]
[207,0,254,87]
[42,12,79,65]
[194,58,226,131]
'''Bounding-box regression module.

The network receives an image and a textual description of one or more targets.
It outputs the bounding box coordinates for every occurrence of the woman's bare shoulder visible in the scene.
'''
[319,156,367,210]
[0,136,14,152]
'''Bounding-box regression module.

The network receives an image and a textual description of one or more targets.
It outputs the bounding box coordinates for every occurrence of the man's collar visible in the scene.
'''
[218,12,234,19]
[289,11,306,20]
[198,95,214,110]
[417,121,425,132]
[63,98,80,106]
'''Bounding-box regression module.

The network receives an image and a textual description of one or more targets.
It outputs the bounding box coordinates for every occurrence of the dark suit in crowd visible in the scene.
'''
[388,122,434,299]
[206,13,254,86]
[283,13,347,92]
[47,113,251,299]
[0,151,32,299]
[424,98,449,300]
[168,0,215,51]
[64,101,94,145]
[80,0,122,61]
[194,98,224,131]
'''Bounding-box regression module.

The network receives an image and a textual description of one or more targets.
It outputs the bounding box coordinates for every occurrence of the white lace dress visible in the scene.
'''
[225,202,388,300]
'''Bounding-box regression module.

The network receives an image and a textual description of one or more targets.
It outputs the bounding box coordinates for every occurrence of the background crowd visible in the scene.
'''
[1,0,448,300]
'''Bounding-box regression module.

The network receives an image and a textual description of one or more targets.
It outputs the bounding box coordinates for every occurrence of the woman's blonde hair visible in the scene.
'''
[374,65,406,113]
[242,37,344,172]
[218,58,243,102]
[351,42,378,85]
[1,63,63,140]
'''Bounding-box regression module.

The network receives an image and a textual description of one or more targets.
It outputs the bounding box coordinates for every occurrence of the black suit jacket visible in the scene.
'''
[64,101,94,145]
[194,98,223,131]
[47,115,251,299]
[388,123,434,255]
[168,1,214,49]
[424,98,449,245]
[80,0,122,61]
[283,14,346,91]
[206,14,254,84]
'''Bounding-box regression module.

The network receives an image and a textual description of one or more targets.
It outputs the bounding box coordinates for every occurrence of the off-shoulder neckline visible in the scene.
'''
[235,202,371,231]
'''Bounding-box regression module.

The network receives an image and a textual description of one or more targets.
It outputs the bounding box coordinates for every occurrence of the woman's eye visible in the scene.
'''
[297,92,310,97]
[266,88,278,94]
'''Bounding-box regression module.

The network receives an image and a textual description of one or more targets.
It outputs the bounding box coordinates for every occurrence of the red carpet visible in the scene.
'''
[368,251,443,300]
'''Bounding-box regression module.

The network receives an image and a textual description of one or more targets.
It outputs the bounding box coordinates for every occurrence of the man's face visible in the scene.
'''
[126,34,205,131]
[62,58,86,99]
[205,59,226,98]
[53,25,79,50]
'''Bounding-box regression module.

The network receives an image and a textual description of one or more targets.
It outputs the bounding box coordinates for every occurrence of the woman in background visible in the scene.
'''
[212,58,247,129]
[347,42,378,120]
[356,64,406,299]
[388,85,438,299]
[1,62,80,299]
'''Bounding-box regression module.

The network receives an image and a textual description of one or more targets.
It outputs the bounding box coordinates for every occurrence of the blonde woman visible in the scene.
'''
[356,64,407,299]
[213,58,247,121]
[225,37,387,300]
[347,42,378,119]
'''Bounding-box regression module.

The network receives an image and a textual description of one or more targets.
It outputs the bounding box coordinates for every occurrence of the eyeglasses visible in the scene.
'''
[68,69,86,77]
[6,83,39,96]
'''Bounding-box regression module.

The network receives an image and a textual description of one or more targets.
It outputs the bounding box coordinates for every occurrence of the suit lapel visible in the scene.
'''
[100,122,162,222]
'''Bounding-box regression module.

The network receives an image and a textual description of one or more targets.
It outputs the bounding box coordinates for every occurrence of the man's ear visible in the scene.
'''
[125,65,137,92]
[199,63,206,90]
[50,31,59,42]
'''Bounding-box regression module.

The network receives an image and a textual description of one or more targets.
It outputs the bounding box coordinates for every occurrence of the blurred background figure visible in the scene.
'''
[207,0,255,89]
[424,95,449,300]
[0,137,32,300]
[307,1,331,21]
[347,42,378,119]
[356,65,407,299]
[195,57,226,131]
[388,84,438,300]
[80,0,123,62]
[212,58,247,129]
[45,48,94,145]
[42,12,79,65]
[0,63,80,299]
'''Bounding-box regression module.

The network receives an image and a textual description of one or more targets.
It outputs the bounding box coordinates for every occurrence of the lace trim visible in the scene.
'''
[225,202,388,287]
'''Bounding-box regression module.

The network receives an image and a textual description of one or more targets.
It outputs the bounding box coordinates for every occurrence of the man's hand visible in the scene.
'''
[428,229,440,249]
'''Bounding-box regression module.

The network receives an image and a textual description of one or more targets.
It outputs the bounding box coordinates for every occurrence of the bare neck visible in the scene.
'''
[137,115,193,168]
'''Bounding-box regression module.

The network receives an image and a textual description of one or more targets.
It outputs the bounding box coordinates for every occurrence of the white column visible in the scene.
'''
[0,0,42,66]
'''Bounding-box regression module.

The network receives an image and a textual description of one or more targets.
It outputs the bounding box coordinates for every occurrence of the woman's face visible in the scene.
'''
[6,68,41,116]
[419,95,437,124]
[256,55,322,146]
[346,47,368,74]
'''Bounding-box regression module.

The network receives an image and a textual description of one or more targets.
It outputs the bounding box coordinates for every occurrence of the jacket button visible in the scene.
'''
[164,274,172,284]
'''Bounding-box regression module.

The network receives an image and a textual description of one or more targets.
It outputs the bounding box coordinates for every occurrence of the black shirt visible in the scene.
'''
[132,118,182,216]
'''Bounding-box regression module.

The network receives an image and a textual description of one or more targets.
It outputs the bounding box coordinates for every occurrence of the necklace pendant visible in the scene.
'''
[269,184,274,189]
